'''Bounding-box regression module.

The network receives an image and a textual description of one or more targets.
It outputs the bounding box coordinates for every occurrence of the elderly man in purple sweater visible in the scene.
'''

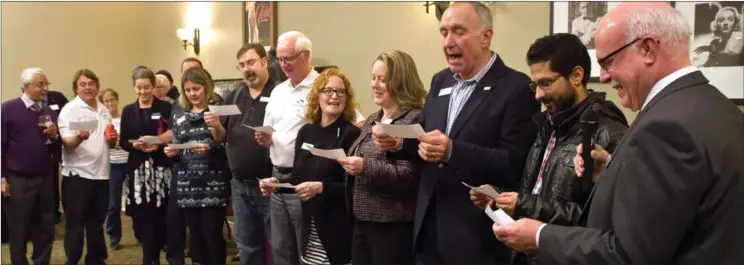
[1,67,61,265]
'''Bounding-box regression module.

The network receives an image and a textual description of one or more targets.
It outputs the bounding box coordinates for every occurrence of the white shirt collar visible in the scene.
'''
[21,93,39,108]
[72,95,101,111]
[641,66,697,111]
[289,69,319,90]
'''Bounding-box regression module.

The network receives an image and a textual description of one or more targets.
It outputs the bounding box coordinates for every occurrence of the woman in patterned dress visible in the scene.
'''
[164,67,230,265]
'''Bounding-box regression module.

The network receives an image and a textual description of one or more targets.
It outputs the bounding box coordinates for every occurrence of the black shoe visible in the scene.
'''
[110,243,121,250]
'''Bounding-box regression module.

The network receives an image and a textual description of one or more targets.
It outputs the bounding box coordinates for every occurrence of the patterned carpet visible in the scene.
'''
[1,213,240,264]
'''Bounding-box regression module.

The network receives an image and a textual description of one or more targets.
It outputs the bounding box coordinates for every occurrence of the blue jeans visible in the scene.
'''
[270,168,304,265]
[232,178,271,265]
[105,163,131,245]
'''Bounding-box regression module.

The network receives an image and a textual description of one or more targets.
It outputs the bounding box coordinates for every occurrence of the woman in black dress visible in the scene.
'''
[119,67,173,265]
[260,68,361,265]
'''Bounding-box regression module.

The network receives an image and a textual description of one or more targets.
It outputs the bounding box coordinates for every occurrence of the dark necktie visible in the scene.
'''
[30,103,42,112]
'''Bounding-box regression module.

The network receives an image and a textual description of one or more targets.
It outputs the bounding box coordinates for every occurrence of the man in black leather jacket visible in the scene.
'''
[470,33,629,265]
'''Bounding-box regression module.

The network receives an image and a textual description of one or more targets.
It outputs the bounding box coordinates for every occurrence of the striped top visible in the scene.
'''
[446,52,498,134]
[109,118,129,164]
[301,217,330,265]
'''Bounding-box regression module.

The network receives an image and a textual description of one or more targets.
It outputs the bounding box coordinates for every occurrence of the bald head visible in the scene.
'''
[594,2,693,112]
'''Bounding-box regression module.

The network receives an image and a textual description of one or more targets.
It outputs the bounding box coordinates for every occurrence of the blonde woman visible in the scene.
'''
[336,50,427,265]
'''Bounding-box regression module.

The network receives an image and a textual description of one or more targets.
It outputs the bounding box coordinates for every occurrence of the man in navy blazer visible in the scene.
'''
[375,2,540,265]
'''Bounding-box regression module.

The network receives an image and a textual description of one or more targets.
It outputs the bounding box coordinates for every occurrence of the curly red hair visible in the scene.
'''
[305,68,358,124]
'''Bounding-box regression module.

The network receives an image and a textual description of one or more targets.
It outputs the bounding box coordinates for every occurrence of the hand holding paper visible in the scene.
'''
[307,147,347,160]
[208,105,242,116]
[257,178,295,189]
[140,135,163,145]
[375,122,425,139]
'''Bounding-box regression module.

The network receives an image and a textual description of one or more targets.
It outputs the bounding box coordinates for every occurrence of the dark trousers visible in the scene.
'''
[105,163,137,245]
[5,173,56,265]
[62,174,109,265]
[166,176,203,265]
[53,164,61,219]
[352,220,414,265]
[132,206,168,265]
[415,205,443,265]
[183,207,227,265]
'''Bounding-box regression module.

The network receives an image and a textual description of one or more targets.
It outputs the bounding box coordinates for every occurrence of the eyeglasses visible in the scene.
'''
[597,38,641,70]
[528,75,562,92]
[277,50,305,64]
[320,88,347,97]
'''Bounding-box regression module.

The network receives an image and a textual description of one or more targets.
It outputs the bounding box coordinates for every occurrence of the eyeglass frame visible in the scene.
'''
[528,74,563,92]
[277,50,306,64]
[320,87,347,97]
[236,58,263,71]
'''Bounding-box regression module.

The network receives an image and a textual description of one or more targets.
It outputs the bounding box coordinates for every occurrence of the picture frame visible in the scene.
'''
[213,78,243,100]
[674,1,744,104]
[550,1,613,82]
[243,1,278,48]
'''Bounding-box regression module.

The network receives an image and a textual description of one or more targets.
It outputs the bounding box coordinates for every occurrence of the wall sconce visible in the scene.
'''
[176,28,200,56]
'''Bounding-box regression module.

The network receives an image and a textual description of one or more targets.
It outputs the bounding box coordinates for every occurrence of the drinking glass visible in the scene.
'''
[38,114,53,144]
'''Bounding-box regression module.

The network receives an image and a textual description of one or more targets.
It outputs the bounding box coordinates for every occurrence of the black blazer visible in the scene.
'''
[399,55,540,264]
[119,97,173,173]
[537,71,744,265]
[46,90,69,115]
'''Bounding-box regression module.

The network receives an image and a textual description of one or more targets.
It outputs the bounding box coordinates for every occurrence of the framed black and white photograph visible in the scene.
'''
[213,78,243,101]
[551,1,613,81]
[676,1,744,103]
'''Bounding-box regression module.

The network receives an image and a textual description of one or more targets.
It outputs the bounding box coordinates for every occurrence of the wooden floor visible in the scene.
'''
[1,213,240,265]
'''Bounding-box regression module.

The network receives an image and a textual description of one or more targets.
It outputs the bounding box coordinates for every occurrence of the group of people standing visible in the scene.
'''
[3,2,744,265]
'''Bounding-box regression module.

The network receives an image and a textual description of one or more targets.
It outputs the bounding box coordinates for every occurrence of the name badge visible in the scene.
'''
[151,113,161,120]
[50,104,59,110]
[301,142,314,151]
[381,118,393,124]
[439,87,452,96]
[260,96,271,103]
[176,116,186,125]
[484,86,491,91]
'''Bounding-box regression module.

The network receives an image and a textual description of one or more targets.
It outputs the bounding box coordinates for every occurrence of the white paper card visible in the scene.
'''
[208,105,242,116]
[308,147,347,160]
[258,178,296,189]
[50,104,59,110]
[485,206,514,226]
[375,122,425,139]
[462,182,500,200]
[168,142,201,149]
[439,87,452,96]
[301,143,314,151]
[242,124,276,133]
[70,120,99,131]
[140,135,163,145]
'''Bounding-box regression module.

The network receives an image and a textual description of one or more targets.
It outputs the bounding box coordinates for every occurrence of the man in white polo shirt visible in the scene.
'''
[256,31,319,265]
[57,69,117,265]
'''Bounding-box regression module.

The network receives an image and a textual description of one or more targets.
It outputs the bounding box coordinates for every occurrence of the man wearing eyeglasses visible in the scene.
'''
[2,67,61,265]
[492,3,744,264]
[256,31,319,265]
[221,42,282,265]
[469,33,628,265]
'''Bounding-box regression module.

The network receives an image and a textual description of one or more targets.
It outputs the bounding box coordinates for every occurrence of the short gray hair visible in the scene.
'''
[155,74,169,85]
[278,31,313,59]
[457,2,493,30]
[21,67,46,86]
[626,6,691,53]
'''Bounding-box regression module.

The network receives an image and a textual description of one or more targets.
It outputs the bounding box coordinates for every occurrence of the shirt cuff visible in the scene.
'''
[536,223,547,248]
[444,140,453,162]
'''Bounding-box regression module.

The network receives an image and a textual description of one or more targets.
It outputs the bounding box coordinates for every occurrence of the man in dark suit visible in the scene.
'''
[375,2,540,264]
[492,3,744,265]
